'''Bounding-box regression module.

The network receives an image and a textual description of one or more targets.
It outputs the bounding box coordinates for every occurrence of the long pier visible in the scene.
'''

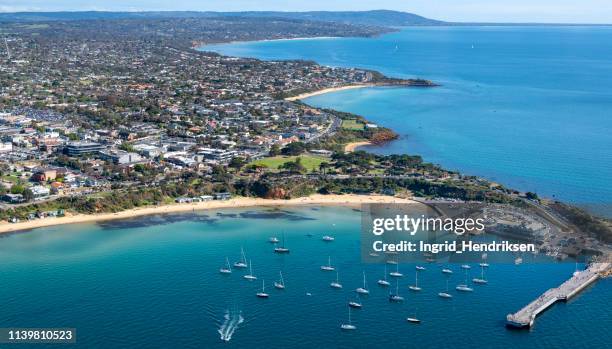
[506,262,611,328]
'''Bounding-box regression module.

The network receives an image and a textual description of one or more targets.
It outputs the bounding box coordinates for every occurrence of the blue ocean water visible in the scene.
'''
[0,207,610,348]
[204,27,612,212]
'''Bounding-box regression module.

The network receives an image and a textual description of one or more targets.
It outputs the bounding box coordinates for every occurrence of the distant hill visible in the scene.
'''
[0,10,445,26]
[216,10,445,26]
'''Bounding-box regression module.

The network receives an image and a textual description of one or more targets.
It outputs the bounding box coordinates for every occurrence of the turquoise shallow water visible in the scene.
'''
[0,207,610,348]
[204,26,612,214]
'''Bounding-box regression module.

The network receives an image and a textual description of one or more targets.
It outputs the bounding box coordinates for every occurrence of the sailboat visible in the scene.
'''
[456,268,473,292]
[438,278,453,298]
[243,260,257,280]
[348,294,362,309]
[320,256,335,271]
[406,308,421,323]
[219,257,232,274]
[269,236,279,243]
[479,253,489,267]
[377,265,391,286]
[322,235,335,242]
[341,306,356,330]
[408,270,422,291]
[442,268,453,274]
[256,279,269,298]
[461,264,471,270]
[389,281,404,302]
[274,233,290,253]
[330,270,343,289]
[416,265,426,271]
[274,271,285,289]
[472,264,488,284]
[355,271,369,295]
[233,247,248,268]
[389,263,403,277]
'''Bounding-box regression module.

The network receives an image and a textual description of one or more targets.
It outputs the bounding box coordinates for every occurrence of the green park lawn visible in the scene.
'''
[341,119,365,130]
[250,155,330,172]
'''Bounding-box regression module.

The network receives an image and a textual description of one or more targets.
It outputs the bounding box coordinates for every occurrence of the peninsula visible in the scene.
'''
[0,12,610,260]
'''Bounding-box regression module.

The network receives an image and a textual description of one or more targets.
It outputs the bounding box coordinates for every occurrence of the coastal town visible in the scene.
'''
[0,15,610,259]
[0,16,430,214]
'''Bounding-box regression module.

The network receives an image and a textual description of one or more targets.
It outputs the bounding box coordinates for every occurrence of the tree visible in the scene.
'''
[280,157,306,174]
[282,142,307,156]
[229,157,247,170]
[269,144,281,156]
[319,161,330,175]
[10,184,25,194]
[22,189,34,202]
[119,142,135,152]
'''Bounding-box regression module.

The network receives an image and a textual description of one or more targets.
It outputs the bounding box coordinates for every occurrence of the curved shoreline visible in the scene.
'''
[0,194,419,235]
[344,141,372,152]
[284,84,372,101]
[196,36,341,49]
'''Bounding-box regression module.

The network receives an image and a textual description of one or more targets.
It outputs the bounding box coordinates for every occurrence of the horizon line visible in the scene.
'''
[0,9,611,26]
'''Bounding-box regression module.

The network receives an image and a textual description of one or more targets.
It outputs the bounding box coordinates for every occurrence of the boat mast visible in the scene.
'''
[363,271,367,289]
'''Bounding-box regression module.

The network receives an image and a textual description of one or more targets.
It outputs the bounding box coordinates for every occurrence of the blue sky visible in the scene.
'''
[1,0,612,23]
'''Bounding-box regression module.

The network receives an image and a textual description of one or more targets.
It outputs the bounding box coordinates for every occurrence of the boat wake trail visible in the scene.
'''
[218,309,244,342]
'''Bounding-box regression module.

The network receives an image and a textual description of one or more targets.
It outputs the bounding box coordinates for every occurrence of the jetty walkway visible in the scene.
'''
[506,262,611,328]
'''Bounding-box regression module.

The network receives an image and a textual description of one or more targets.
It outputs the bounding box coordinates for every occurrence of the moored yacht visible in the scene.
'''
[472,264,488,284]
[256,280,269,298]
[479,253,489,267]
[233,247,248,268]
[442,268,453,274]
[269,236,279,243]
[219,257,232,274]
[406,309,421,323]
[321,256,335,271]
[243,260,257,280]
[349,294,363,309]
[456,269,473,291]
[355,271,370,295]
[438,279,453,298]
[330,271,343,289]
[274,271,285,289]
[322,235,335,242]
[274,234,290,253]
[377,265,391,286]
[408,270,422,291]
[389,263,403,278]
[341,306,356,331]
[456,284,473,292]
[389,282,404,302]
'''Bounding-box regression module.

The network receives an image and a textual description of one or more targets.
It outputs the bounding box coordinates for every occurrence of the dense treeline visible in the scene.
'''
[548,202,612,243]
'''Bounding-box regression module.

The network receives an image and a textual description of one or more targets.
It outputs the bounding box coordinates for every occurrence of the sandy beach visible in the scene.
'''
[197,36,339,49]
[0,194,418,234]
[284,84,373,101]
[344,141,372,152]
